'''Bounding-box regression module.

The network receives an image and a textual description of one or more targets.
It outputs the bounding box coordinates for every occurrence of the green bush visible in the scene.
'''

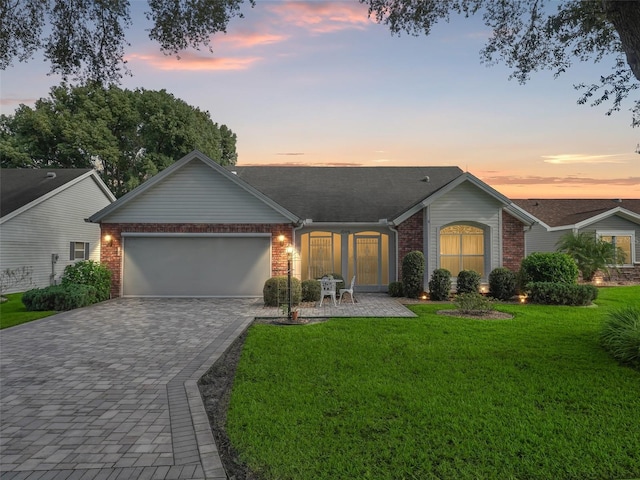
[456,270,481,294]
[556,231,626,281]
[388,281,403,297]
[428,268,452,301]
[61,260,112,301]
[22,284,98,311]
[263,276,302,307]
[526,282,598,306]
[454,292,495,315]
[600,306,640,369]
[488,267,518,301]
[519,252,579,285]
[402,251,425,299]
[302,279,321,302]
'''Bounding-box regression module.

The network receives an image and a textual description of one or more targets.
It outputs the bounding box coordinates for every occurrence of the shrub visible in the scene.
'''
[519,252,579,285]
[22,284,98,311]
[600,306,640,368]
[526,282,598,306]
[456,270,481,294]
[61,260,112,301]
[428,268,451,301]
[388,281,403,297]
[302,279,321,302]
[454,292,495,315]
[488,267,518,301]
[263,276,302,307]
[402,251,425,299]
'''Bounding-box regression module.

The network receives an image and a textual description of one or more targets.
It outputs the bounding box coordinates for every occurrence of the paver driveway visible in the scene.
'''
[0,298,261,480]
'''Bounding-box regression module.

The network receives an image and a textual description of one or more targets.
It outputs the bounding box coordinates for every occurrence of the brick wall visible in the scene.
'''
[100,223,294,298]
[396,211,424,279]
[502,212,526,272]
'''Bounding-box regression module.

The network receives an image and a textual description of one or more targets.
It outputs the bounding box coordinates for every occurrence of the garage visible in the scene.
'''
[122,234,271,297]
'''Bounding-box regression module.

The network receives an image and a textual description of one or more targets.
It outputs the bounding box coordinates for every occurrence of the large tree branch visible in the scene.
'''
[602,0,640,82]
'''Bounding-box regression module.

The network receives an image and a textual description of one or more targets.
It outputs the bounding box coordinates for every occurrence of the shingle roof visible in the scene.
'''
[1,168,94,218]
[230,166,464,222]
[513,199,640,227]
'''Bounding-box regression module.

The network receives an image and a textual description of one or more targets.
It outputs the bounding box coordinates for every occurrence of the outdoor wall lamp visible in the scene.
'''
[278,234,285,246]
[104,234,113,247]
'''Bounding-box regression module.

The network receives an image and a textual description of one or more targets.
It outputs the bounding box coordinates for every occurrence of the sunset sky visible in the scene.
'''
[1,0,639,199]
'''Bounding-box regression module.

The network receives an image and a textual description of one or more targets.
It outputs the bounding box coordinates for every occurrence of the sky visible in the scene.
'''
[1,0,639,199]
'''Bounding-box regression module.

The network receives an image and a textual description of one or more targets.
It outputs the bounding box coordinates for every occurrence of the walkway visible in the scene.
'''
[0,294,414,479]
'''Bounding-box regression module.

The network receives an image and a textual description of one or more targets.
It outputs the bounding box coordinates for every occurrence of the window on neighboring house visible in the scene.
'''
[70,242,90,261]
[598,231,635,265]
[440,224,485,276]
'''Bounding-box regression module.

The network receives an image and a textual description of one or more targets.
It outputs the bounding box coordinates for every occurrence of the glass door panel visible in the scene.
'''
[356,236,379,286]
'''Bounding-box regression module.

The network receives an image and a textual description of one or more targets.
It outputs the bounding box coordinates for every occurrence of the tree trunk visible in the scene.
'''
[603,0,640,82]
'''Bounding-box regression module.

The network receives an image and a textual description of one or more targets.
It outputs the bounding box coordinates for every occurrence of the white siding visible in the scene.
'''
[102,160,290,224]
[0,176,112,293]
[524,224,565,255]
[425,181,502,281]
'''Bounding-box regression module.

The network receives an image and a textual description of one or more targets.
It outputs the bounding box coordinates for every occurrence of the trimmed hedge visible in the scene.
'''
[388,281,403,298]
[454,292,495,315]
[302,279,321,302]
[402,251,425,299]
[428,268,451,301]
[526,282,598,306]
[263,276,302,307]
[22,284,98,311]
[488,267,518,301]
[519,252,579,285]
[456,270,481,294]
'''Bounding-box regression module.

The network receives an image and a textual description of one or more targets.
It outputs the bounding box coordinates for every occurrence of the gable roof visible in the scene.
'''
[231,166,464,223]
[513,199,640,229]
[1,168,115,221]
[88,151,300,223]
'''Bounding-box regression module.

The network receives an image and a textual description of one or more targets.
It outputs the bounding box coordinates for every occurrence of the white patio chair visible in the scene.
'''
[319,275,337,307]
[339,276,356,304]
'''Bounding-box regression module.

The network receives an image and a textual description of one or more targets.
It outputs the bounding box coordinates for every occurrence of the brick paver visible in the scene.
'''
[0,294,414,479]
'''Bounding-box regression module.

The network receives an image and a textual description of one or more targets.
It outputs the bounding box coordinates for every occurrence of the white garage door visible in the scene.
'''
[122,234,271,297]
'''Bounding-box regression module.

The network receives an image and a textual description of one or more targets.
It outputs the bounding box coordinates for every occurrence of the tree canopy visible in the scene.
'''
[1,0,638,129]
[0,83,237,197]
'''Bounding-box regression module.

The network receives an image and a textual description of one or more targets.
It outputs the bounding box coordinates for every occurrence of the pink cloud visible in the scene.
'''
[218,31,289,49]
[266,1,372,33]
[0,97,38,107]
[478,174,640,187]
[126,52,261,71]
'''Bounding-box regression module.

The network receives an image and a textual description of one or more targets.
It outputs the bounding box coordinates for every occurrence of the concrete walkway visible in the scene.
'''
[0,294,415,480]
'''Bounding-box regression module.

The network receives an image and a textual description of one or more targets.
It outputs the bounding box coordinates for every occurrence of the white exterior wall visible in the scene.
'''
[425,181,502,282]
[0,176,113,293]
[102,160,290,224]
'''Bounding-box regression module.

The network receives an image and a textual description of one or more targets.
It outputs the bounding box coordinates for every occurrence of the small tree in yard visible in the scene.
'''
[556,232,626,281]
[402,251,425,299]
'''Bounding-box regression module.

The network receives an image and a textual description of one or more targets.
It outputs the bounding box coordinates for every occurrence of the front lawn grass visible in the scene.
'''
[227,286,640,480]
[0,292,56,329]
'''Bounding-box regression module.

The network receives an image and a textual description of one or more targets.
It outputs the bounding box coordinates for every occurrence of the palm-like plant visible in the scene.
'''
[556,232,626,281]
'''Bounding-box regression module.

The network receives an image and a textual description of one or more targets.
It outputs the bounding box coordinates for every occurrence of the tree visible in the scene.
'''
[1,1,638,132]
[556,231,626,281]
[0,83,237,197]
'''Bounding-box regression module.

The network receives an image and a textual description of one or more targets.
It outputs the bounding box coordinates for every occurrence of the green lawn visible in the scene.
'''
[227,286,640,480]
[0,293,56,329]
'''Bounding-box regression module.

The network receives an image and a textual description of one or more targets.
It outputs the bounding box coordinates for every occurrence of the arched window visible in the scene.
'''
[440,224,485,276]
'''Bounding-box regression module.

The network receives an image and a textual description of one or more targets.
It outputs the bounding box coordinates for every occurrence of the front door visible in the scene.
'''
[355,235,380,288]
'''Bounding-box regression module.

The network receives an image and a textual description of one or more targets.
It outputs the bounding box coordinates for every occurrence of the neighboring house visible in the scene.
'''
[0,169,116,294]
[513,199,640,282]
[89,150,535,298]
